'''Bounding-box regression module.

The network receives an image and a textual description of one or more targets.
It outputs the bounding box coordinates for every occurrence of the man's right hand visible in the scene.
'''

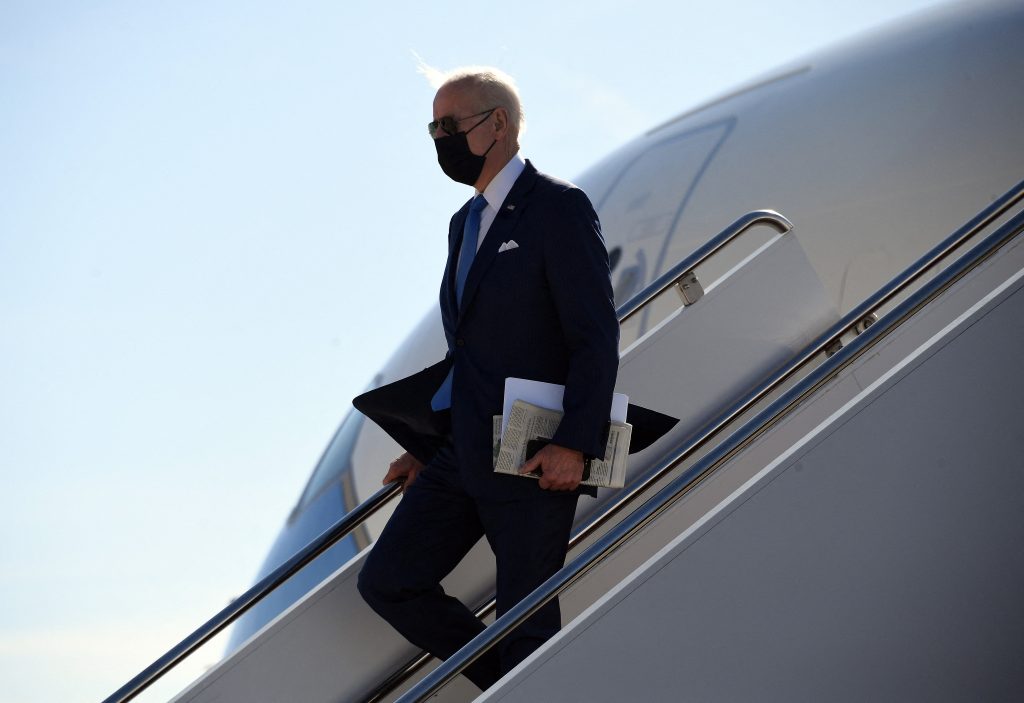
[383,452,425,493]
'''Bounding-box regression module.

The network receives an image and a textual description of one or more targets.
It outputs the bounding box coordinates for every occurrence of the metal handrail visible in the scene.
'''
[574,179,1024,550]
[101,481,402,703]
[359,209,794,701]
[362,179,1024,701]
[104,208,785,703]
[396,204,1024,702]
[616,209,793,323]
[106,180,1024,703]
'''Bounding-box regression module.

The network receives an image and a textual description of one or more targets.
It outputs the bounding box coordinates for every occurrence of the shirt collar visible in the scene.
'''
[479,153,526,213]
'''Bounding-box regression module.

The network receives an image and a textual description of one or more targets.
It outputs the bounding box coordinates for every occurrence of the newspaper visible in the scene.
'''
[493,399,632,488]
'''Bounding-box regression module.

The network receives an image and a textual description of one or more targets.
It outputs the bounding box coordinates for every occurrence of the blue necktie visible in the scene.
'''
[455,195,489,305]
[432,195,489,411]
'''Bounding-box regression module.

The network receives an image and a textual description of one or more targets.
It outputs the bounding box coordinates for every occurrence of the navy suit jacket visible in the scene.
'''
[353,162,677,497]
[438,160,619,499]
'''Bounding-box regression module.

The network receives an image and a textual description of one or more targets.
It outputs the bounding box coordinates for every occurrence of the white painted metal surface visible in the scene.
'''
[189,2,1024,700]
[481,237,1024,703]
[171,226,840,703]
[170,540,491,703]
[614,233,835,463]
[349,0,1024,536]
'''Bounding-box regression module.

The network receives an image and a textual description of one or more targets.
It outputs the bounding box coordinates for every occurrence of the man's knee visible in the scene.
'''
[357,544,424,613]
[357,552,394,613]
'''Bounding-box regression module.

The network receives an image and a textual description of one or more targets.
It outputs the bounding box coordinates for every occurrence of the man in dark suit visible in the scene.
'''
[357,66,619,691]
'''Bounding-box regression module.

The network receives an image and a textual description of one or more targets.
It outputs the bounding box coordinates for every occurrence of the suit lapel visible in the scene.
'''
[457,163,539,323]
[442,204,470,325]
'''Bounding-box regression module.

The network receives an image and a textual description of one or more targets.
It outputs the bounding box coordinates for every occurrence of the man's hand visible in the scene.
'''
[519,443,585,491]
[383,452,425,493]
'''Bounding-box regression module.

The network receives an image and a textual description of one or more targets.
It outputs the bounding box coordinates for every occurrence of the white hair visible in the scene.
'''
[415,56,526,140]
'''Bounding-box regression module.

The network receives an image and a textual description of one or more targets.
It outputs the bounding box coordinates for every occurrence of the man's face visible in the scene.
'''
[431,84,494,156]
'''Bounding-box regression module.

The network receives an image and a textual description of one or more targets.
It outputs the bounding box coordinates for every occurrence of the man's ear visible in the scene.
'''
[492,107,509,139]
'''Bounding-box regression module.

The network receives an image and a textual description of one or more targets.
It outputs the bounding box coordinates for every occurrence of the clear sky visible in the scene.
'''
[1,1,950,701]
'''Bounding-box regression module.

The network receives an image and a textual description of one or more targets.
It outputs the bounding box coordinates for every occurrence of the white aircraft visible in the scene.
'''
[108,1,1024,701]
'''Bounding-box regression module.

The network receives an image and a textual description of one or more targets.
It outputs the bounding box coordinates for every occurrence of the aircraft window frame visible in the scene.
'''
[293,404,368,515]
[593,117,735,332]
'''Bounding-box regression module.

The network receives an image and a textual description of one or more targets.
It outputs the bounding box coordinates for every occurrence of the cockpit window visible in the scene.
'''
[593,119,734,331]
[295,407,366,512]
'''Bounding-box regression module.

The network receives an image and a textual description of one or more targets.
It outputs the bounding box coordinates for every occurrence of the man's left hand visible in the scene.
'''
[519,443,585,491]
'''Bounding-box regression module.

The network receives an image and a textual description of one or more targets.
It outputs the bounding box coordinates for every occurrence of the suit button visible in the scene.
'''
[456,338,465,347]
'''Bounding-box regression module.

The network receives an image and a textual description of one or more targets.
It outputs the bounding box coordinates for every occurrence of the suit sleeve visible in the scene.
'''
[438,207,465,354]
[543,187,620,458]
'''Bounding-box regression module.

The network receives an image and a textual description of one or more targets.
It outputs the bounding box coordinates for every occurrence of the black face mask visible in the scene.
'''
[434,111,497,186]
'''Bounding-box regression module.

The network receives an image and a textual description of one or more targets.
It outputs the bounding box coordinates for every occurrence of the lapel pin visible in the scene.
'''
[506,204,516,211]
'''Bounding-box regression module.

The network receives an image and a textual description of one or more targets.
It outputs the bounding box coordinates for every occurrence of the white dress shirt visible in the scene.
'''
[475,153,526,252]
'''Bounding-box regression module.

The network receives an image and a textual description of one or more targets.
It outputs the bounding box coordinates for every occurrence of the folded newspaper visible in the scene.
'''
[492,399,632,488]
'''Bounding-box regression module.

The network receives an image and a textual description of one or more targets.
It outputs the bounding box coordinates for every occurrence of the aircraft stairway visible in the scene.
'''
[479,204,1024,703]
[103,180,1024,703]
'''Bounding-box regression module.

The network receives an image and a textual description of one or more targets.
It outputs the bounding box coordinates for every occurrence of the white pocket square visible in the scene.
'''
[497,240,520,253]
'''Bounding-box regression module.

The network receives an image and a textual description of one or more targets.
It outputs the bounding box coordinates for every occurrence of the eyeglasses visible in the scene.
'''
[427,108,496,138]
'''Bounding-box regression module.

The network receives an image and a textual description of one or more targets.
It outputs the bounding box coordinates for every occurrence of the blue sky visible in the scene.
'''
[0,1,949,700]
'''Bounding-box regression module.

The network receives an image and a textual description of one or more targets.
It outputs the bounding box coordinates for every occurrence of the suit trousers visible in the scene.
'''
[357,443,579,691]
